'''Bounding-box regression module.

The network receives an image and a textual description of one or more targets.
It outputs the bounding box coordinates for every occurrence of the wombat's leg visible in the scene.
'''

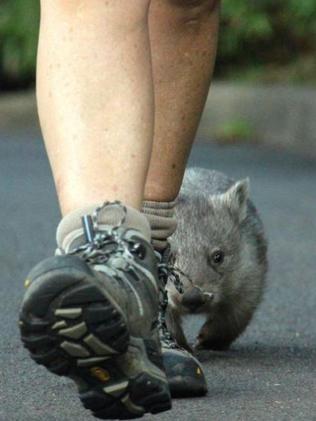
[195,317,239,351]
[166,308,192,352]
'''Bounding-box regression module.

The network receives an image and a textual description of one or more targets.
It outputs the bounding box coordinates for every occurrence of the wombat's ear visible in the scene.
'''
[222,179,250,222]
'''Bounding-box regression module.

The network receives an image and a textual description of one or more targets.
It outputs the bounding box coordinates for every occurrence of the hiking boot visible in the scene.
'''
[157,245,208,398]
[19,202,171,419]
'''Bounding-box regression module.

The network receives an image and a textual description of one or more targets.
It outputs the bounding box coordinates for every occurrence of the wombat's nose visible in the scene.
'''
[181,287,206,311]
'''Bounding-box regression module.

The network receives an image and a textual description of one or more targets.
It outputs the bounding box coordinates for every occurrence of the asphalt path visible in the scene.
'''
[1,127,315,421]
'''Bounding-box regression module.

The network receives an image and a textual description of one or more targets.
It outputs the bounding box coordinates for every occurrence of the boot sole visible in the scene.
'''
[19,256,171,419]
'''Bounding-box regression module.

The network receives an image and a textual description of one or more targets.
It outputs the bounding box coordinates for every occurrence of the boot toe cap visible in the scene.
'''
[162,348,208,398]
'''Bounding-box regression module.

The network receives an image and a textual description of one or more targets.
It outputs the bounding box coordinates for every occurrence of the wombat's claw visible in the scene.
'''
[203,292,214,300]
[194,342,207,352]
[194,336,232,352]
[193,336,204,350]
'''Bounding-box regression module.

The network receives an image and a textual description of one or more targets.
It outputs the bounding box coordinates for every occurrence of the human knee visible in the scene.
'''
[41,0,152,20]
[41,0,153,34]
[168,0,218,8]
[167,0,219,21]
[42,0,151,8]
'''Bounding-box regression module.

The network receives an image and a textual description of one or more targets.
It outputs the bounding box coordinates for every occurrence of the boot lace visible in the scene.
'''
[67,202,146,266]
[157,244,194,349]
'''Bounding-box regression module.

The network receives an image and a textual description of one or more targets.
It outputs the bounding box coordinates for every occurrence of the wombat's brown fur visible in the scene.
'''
[167,168,268,351]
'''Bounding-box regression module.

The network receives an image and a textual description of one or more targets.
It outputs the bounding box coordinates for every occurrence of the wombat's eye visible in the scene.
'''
[210,249,225,265]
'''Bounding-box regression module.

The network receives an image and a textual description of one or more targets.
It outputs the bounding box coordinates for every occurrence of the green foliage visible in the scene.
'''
[215,119,255,144]
[217,0,316,77]
[0,0,39,88]
[0,1,316,89]
[220,1,273,59]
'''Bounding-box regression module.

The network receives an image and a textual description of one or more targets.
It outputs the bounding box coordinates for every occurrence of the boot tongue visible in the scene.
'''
[56,203,151,254]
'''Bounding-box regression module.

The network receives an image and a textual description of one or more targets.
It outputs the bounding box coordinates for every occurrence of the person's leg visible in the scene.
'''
[20,2,172,418]
[37,0,154,215]
[145,0,220,202]
[142,0,220,397]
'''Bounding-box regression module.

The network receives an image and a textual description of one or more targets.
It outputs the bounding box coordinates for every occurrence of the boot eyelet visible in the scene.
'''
[130,242,147,260]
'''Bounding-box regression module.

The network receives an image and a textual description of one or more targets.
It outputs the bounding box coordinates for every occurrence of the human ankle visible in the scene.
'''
[56,202,151,253]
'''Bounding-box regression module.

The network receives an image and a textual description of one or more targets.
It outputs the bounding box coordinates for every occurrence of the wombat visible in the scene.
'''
[167,168,268,351]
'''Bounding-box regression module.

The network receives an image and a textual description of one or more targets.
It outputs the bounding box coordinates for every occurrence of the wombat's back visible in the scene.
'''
[181,168,235,196]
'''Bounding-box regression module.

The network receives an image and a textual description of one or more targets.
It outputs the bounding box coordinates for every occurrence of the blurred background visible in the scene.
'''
[1,0,315,157]
[1,0,316,89]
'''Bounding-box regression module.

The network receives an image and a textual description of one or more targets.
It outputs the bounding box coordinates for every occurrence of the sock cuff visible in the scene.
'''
[57,202,151,252]
[142,200,177,251]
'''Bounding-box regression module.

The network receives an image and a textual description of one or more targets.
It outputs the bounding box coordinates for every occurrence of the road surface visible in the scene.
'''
[1,128,315,420]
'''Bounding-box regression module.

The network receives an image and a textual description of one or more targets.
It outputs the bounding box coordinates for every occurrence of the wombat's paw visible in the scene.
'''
[195,335,232,352]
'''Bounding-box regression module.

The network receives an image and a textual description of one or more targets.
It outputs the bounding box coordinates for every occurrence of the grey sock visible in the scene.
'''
[56,202,151,253]
[142,200,177,252]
